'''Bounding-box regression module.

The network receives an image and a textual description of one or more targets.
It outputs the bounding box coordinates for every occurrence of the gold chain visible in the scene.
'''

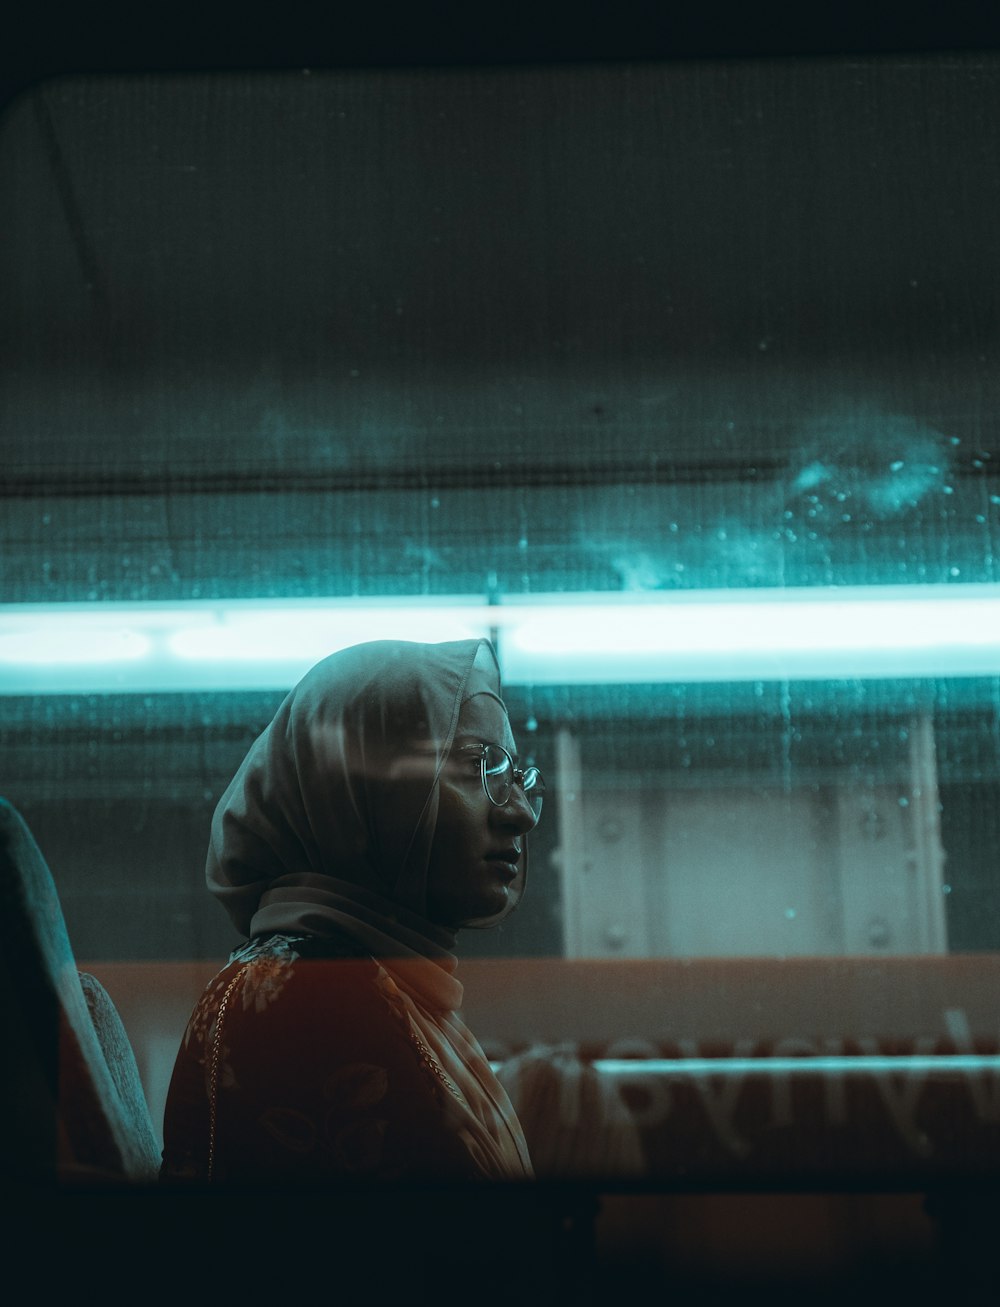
[207,966,247,1182]
[406,1024,465,1103]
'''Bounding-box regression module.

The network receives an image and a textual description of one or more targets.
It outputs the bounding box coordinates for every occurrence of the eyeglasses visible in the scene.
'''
[479,743,545,821]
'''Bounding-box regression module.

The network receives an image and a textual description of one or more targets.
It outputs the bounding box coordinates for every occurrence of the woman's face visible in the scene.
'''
[424,691,538,928]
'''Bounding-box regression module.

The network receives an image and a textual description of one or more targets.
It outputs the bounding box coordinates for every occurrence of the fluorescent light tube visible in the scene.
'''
[0,585,998,694]
[498,585,1000,684]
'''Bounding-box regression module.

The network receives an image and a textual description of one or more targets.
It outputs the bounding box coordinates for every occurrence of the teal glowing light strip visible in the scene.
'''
[1,583,999,693]
[592,1055,1000,1076]
[486,1055,1000,1076]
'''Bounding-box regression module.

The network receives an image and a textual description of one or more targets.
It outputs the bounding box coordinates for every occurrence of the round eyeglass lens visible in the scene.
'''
[482,744,513,804]
[521,768,544,820]
[483,744,544,819]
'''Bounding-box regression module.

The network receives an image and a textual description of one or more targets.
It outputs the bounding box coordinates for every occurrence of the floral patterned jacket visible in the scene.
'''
[160,932,494,1183]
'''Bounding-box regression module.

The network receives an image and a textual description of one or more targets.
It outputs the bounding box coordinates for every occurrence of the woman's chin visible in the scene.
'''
[460,882,511,927]
[429,881,510,929]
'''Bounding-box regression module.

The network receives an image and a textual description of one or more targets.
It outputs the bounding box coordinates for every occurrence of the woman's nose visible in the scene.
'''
[495,786,538,833]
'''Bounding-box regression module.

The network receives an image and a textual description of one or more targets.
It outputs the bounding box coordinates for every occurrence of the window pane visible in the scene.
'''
[1,57,998,973]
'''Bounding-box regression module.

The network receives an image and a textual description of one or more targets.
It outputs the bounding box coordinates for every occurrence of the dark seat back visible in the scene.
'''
[0,796,160,1182]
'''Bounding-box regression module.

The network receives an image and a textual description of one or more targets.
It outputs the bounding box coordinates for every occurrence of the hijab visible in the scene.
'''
[205,636,534,1178]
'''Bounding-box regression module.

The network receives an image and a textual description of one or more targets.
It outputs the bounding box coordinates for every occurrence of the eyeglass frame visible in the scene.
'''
[476,742,545,819]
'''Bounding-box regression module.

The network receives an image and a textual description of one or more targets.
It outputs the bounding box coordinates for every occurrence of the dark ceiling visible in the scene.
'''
[4,3,1000,97]
[3,52,1000,482]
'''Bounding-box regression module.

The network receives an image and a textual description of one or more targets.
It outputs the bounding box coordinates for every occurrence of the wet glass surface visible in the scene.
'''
[1,57,998,965]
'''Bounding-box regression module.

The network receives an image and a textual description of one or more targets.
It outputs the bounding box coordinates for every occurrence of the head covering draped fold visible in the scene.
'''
[206,637,525,1009]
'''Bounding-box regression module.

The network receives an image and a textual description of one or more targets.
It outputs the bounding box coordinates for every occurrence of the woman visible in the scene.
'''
[160,637,542,1183]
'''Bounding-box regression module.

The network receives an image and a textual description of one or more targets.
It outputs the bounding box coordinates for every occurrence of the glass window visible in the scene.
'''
[2,58,998,971]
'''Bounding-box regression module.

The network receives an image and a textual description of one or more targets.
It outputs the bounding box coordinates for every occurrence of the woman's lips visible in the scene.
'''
[485,851,520,881]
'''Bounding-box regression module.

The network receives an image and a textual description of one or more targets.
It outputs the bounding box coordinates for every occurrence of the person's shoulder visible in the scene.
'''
[230,932,407,1026]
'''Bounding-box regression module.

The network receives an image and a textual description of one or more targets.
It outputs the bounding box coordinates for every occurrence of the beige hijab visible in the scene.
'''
[206,638,533,1179]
